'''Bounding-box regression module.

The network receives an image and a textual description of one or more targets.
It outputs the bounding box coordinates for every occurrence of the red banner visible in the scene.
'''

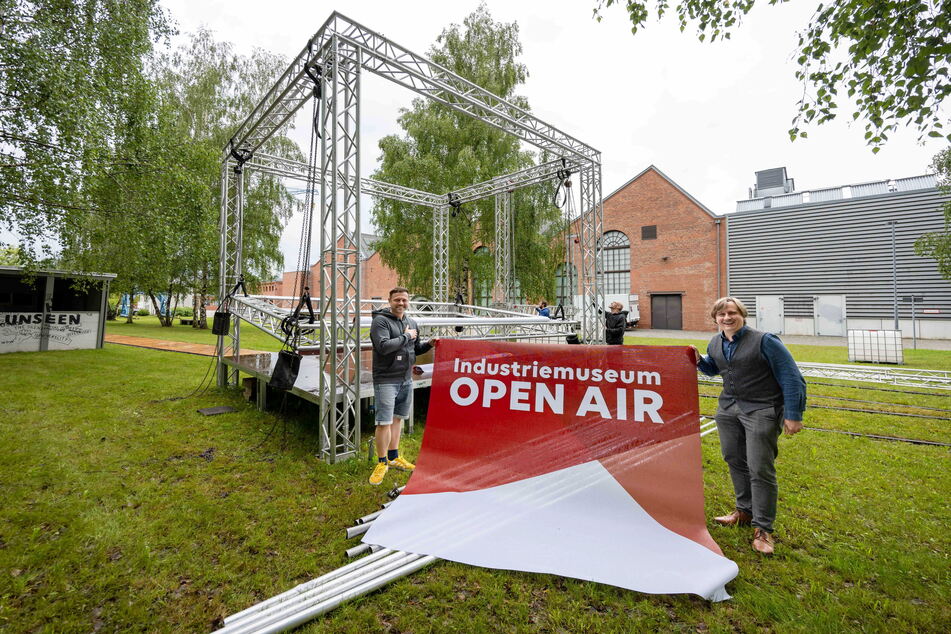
[365,339,737,601]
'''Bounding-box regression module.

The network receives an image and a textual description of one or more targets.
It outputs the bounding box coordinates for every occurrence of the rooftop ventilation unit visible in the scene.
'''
[752,167,795,198]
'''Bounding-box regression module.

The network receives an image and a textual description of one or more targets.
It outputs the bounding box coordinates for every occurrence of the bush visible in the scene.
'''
[136,308,150,316]
[174,307,194,317]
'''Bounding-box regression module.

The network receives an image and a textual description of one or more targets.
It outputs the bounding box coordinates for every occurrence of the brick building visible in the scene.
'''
[562,165,726,331]
[255,234,401,300]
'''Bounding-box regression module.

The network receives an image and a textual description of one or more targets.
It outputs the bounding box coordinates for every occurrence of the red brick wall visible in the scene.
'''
[569,167,725,332]
[361,252,401,299]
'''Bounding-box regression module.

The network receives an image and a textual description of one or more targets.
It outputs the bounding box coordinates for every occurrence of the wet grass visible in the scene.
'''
[0,344,948,632]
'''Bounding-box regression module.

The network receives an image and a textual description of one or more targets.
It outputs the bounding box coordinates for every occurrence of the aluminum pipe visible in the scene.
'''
[249,556,438,634]
[345,543,372,558]
[355,509,382,524]
[345,522,372,539]
[218,553,423,634]
[222,547,394,625]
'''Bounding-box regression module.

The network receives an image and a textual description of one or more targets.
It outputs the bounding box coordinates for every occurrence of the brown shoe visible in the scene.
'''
[752,528,775,555]
[713,509,753,526]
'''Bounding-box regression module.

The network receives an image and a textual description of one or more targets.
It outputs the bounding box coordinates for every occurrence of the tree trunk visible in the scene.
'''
[147,291,171,327]
[195,267,208,329]
[125,291,135,324]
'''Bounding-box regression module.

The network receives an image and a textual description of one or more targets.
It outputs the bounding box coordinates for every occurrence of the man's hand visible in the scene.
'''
[405,328,418,340]
[430,337,439,347]
[783,419,803,436]
[688,344,701,364]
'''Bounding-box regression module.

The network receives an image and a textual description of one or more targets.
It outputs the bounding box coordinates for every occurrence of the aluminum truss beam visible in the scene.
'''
[578,163,604,343]
[248,153,444,207]
[227,13,599,162]
[700,363,951,391]
[433,205,450,301]
[219,12,602,463]
[229,295,578,349]
[494,192,513,307]
[451,157,585,204]
[317,38,362,462]
[218,160,245,387]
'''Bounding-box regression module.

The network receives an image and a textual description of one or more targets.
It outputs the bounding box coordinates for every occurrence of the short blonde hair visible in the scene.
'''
[710,296,748,321]
[610,301,623,311]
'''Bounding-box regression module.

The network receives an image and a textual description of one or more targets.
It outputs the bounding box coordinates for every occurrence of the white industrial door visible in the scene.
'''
[755,296,784,334]
[815,295,846,336]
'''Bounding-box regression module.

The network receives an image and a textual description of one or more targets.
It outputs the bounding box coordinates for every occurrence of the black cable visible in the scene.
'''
[808,394,951,414]
[802,427,951,448]
[149,337,222,403]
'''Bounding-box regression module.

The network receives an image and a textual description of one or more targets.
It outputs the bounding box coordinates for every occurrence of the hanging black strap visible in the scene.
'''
[229,142,254,174]
[553,158,573,208]
[305,38,323,139]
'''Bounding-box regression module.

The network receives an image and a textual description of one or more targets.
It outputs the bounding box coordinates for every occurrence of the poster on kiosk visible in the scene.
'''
[365,339,738,601]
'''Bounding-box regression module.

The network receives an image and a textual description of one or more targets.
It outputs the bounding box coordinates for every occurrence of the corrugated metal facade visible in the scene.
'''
[727,186,951,319]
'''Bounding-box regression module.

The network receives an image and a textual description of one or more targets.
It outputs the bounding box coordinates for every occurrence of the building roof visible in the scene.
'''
[604,165,720,219]
[734,174,938,214]
[0,265,117,281]
[361,233,381,260]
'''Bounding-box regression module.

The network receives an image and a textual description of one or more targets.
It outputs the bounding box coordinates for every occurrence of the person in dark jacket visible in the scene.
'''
[694,297,806,555]
[368,287,433,485]
[604,301,627,345]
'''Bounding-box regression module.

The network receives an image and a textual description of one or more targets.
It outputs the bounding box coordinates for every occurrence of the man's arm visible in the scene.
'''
[761,334,807,428]
[691,344,719,377]
[370,316,406,355]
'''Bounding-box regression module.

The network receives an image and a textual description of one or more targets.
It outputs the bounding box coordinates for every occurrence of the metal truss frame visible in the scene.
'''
[228,13,598,162]
[218,12,602,462]
[217,160,244,387]
[494,192,512,306]
[700,363,951,391]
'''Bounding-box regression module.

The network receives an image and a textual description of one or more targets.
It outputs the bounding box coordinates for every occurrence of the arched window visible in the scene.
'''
[555,262,577,309]
[599,230,630,295]
[471,246,492,306]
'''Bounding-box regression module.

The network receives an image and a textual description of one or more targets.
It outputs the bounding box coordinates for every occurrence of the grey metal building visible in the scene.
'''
[727,168,951,339]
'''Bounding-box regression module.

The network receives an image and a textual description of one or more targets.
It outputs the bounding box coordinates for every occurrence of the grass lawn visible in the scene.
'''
[1,342,949,632]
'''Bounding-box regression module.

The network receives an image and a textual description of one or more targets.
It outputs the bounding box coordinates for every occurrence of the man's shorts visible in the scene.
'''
[374,379,413,424]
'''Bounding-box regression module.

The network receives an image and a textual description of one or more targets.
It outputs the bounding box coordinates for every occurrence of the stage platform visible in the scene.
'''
[221,351,435,433]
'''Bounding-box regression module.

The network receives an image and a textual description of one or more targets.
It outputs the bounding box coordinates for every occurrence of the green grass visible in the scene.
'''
[1,343,949,632]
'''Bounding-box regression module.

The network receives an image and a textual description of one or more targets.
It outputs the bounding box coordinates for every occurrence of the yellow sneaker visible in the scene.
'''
[369,461,389,485]
[389,456,415,472]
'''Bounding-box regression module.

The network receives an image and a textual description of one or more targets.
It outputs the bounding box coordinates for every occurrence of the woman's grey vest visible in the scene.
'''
[708,328,784,414]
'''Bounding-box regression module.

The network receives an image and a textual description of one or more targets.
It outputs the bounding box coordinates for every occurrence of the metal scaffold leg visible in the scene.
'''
[432,205,449,302]
[218,157,246,387]
[579,162,604,343]
[317,37,361,463]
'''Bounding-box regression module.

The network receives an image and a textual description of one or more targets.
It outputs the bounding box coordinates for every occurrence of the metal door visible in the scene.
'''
[815,295,846,336]
[650,294,682,330]
[755,295,783,334]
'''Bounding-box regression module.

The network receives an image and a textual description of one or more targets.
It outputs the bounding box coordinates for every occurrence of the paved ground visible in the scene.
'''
[627,328,951,351]
[105,334,269,356]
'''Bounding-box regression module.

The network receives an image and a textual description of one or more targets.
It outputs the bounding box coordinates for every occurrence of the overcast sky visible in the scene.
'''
[164,1,947,269]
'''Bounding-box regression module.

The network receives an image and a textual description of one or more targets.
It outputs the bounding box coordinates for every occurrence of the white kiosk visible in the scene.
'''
[0,266,115,354]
